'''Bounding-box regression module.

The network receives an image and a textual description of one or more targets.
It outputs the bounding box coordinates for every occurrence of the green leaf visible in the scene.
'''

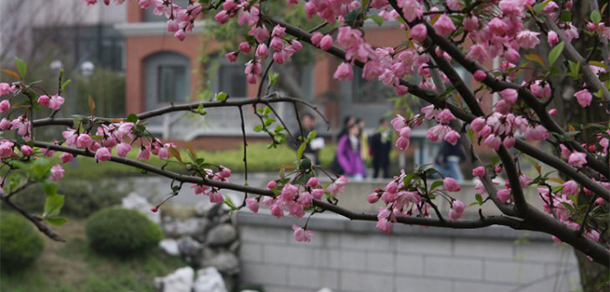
[535,0,552,14]
[61,80,71,91]
[567,60,581,78]
[47,217,67,226]
[368,15,384,26]
[430,180,444,191]
[169,146,182,163]
[223,195,237,210]
[525,54,545,67]
[43,194,65,219]
[591,10,601,24]
[126,113,139,123]
[15,57,27,79]
[306,130,317,142]
[215,92,228,102]
[253,124,263,132]
[42,182,57,196]
[403,173,414,185]
[475,193,483,205]
[560,10,571,22]
[268,72,279,87]
[88,95,96,116]
[296,142,307,160]
[548,41,564,67]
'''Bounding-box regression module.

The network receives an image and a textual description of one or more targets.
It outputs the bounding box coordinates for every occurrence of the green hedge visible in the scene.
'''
[0,212,44,272]
[86,208,163,255]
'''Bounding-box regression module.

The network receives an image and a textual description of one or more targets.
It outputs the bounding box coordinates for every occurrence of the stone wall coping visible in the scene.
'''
[236,210,552,241]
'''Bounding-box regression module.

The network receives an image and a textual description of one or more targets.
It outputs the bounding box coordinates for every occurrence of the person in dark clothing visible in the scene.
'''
[291,113,321,165]
[337,116,356,141]
[369,118,392,178]
[434,139,466,182]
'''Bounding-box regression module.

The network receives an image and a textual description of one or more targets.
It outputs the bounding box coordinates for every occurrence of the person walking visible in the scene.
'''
[369,118,392,178]
[335,124,366,181]
[434,139,465,182]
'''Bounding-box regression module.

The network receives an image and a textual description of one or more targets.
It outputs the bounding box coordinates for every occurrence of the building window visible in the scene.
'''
[218,63,247,98]
[144,52,190,110]
[352,67,394,103]
[158,65,187,103]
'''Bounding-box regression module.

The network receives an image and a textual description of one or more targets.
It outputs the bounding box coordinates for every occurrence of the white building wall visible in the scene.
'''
[237,212,581,292]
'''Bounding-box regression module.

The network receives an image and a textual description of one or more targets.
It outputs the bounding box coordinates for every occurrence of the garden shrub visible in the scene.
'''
[86,208,163,255]
[7,179,127,218]
[0,212,44,272]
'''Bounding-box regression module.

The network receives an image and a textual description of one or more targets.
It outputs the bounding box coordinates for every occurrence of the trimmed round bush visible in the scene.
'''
[86,208,163,255]
[0,212,44,271]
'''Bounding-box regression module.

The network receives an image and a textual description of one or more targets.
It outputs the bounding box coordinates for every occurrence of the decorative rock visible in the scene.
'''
[159,239,180,256]
[193,267,227,292]
[194,200,214,217]
[207,224,237,246]
[154,267,194,292]
[228,240,240,253]
[163,218,209,238]
[121,192,160,224]
[177,236,203,262]
[200,251,240,276]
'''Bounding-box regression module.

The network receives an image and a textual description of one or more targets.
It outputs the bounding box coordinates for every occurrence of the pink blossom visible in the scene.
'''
[327,176,348,196]
[472,166,485,177]
[50,164,65,181]
[395,137,410,151]
[497,189,511,203]
[311,189,324,200]
[333,63,353,81]
[267,180,277,189]
[95,147,112,162]
[60,152,74,164]
[547,31,559,45]
[311,32,323,46]
[562,180,579,195]
[443,177,461,192]
[391,114,406,131]
[174,30,186,41]
[568,152,587,168]
[214,10,229,24]
[138,146,151,161]
[280,183,299,201]
[272,25,286,37]
[0,83,11,96]
[297,191,314,206]
[574,89,592,107]
[0,141,14,158]
[463,16,479,31]
[398,0,423,22]
[0,118,10,130]
[488,18,509,35]
[524,125,549,141]
[516,30,541,49]
[499,0,522,16]
[0,100,9,112]
[255,44,269,59]
[306,177,321,188]
[466,44,489,63]
[116,142,132,157]
[238,42,251,54]
[449,199,465,220]
[246,197,259,213]
[367,192,380,203]
[376,218,392,233]
[37,95,50,107]
[410,24,427,43]
[444,130,460,146]
[433,14,456,37]
[270,37,284,52]
[436,109,456,124]
[320,35,333,50]
[218,165,231,178]
[76,134,93,149]
[292,225,314,242]
[595,197,605,205]
[500,88,518,104]
[270,204,284,218]
[20,145,33,156]
[166,20,179,32]
[473,70,486,81]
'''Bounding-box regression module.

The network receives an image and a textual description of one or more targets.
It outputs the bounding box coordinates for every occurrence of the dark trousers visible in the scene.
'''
[372,155,390,178]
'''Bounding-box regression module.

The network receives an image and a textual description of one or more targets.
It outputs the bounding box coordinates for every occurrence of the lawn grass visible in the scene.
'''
[0,218,187,292]
[61,142,338,180]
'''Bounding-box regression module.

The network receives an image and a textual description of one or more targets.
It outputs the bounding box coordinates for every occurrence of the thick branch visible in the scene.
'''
[0,195,65,242]
[544,17,610,101]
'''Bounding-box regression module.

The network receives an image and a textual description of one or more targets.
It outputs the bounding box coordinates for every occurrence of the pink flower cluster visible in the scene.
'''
[37,94,65,111]
[191,165,232,203]
[367,173,465,234]
[471,112,548,150]
[245,176,348,242]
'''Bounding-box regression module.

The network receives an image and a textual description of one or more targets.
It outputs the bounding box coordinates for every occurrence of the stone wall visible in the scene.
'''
[237,212,580,292]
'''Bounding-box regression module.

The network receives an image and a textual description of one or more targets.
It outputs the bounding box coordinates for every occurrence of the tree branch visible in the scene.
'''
[0,195,65,242]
